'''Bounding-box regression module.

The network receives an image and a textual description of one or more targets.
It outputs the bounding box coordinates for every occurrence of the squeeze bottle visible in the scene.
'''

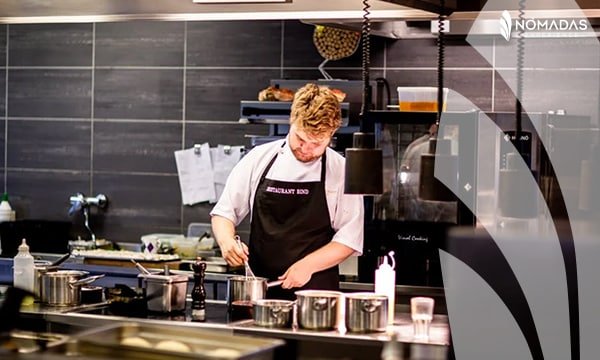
[375,251,396,326]
[13,239,35,293]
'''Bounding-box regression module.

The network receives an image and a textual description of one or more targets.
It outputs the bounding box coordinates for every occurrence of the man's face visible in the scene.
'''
[289,125,333,163]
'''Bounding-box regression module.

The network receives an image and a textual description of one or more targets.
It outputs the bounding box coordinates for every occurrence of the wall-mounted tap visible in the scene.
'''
[68,193,108,216]
[68,193,108,242]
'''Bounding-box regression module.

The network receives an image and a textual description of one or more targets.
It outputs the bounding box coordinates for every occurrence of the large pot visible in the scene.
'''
[40,270,104,306]
[345,292,388,333]
[32,260,53,299]
[33,253,72,299]
[252,299,294,328]
[295,290,342,330]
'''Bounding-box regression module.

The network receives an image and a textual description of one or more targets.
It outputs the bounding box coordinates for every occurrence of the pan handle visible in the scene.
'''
[267,280,283,288]
[69,274,105,288]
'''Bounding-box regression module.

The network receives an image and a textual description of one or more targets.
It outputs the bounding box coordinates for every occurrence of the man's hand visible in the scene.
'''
[220,238,248,267]
[279,260,314,289]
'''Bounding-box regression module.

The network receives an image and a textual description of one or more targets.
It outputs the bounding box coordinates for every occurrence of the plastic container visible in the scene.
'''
[0,192,16,223]
[397,87,448,112]
[171,237,200,259]
[374,251,396,326]
[13,239,35,293]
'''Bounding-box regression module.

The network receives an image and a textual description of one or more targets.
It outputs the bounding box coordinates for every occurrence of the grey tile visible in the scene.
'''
[283,21,385,68]
[182,203,252,239]
[8,69,92,118]
[386,38,493,68]
[95,21,185,67]
[0,69,4,116]
[7,169,90,220]
[0,25,6,67]
[386,69,493,112]
[493,72,516,112]
[187,21,282,67]
[9,24,92,66]
[182,203,213,227]
[494,69,600,114]
[94,69,183,120]
[183,203,251,239]
[185,69,279,121]
[495,37,600,69]
[93,121,182,173]
[7,120,91,170]
[184,122,269,149]
[92,173,182,243]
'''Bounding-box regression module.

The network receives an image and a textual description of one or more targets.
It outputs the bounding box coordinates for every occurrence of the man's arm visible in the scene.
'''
[211,215,248,267]
[278,242,354,289]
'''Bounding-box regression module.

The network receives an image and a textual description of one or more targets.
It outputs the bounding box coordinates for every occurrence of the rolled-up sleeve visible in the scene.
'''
[330,190,364,255]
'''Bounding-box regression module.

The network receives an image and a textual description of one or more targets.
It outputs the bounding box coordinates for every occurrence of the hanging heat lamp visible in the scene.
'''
[418,0,458,202]
[497,1,538,220]
[344,0,383,195]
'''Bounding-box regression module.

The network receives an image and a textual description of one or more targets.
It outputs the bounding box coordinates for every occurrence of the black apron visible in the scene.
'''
[249,143,339,300]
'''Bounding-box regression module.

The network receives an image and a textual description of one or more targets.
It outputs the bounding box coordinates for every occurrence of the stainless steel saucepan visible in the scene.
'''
[226,276,283,309]
[40,270,104,306]
[252,299,295,328]
[295,290,342,330]
[345,292,388,333]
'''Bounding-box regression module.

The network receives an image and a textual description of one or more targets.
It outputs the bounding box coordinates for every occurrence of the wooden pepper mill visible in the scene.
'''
[191,260,207,321]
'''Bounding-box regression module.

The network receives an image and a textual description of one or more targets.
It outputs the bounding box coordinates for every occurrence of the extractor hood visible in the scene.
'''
[2,0,599,40]
[0,0,437,24]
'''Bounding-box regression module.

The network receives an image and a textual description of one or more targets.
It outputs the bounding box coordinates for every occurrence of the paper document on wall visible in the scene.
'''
[210,145,244,203]
[174,143,216,205]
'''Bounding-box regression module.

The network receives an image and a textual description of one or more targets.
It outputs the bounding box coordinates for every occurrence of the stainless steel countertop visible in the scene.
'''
[19,299,450,347]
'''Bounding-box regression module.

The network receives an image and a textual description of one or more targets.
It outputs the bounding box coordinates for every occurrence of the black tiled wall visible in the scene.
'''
[0,20,595,243]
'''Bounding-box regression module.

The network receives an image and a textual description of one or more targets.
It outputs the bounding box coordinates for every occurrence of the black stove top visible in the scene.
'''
[78,301,234,324]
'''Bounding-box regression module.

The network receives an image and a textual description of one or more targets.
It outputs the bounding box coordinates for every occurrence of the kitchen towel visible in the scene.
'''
[174,143,216,205]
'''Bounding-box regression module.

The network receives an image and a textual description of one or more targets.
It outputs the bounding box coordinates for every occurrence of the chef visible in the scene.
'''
[211,83,364,299]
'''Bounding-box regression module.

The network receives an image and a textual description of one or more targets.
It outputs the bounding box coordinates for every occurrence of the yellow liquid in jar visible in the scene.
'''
[399,101,446,112]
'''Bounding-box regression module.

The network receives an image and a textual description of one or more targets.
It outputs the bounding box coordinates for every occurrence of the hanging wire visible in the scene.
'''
[516,0,525,140]
[436,0,446,128]
[360,0,371,117]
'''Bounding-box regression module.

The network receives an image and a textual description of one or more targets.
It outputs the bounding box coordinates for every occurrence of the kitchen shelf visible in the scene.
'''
[239,101,350,126]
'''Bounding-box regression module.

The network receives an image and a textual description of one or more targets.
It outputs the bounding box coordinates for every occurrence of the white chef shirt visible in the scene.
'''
[210,136,364,255]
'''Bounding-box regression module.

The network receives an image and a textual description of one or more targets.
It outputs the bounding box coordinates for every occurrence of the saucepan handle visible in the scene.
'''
[267,280,283,288]
[69,274,105,288]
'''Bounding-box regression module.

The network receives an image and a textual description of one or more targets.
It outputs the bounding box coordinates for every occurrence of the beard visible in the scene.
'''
[291,147,321,163]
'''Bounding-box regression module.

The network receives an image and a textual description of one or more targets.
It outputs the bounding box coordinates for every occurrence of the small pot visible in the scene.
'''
[139,273,188,313]
[295,290,342,330]
[40,270,104,306]
[345,292,388,333]
[253,299,294,328]
[226,276,282,309]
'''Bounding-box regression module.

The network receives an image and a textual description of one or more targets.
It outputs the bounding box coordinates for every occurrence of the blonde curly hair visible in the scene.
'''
[290,83,342,136]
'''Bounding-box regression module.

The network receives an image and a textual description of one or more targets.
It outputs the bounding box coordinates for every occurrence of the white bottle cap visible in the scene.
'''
[378,251,396,270]
[18,239,29,252]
